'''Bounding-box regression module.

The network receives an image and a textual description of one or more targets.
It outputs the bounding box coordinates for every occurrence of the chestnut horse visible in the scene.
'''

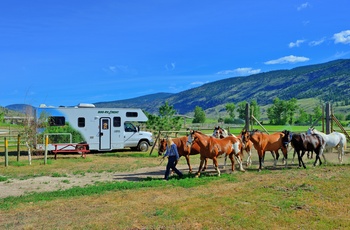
[212,127,253,167]
[241,130,288,171]
[282,130,325,168]
[188,130,244,177]
[158,136,208,173]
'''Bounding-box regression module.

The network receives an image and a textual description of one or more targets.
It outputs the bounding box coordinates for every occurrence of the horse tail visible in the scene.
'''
[342,134,347,152]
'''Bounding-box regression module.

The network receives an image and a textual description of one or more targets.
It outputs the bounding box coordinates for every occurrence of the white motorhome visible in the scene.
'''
[35,103,154,152]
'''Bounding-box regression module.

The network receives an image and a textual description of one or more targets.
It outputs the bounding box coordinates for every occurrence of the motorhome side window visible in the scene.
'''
[78,117,85,127]
[113,117,121,127]
[126,112,138,117]
[48,116,65,126]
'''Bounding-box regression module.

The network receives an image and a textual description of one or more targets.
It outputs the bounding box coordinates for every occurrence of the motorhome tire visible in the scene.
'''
[138,140,149,152]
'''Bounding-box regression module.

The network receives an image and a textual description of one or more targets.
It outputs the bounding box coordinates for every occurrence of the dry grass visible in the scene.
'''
[1,149,350,229]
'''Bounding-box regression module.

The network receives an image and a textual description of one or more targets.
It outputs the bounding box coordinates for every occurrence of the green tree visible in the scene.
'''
[250,99,261,123]
[311,105,323,125]
[0,112,4,123]
[236,102,246,120]
[346,114,350,121]
[267,98,298,125]
[236,100,260,124]
[225,103,235,119]
[192,106,206,123]
[267,98,287,125]
[286,98,298,125]
[145,101,182,132]
[295,108,309,125]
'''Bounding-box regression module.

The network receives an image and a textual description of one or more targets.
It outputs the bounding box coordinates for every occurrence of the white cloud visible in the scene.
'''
[217,67,261,76]
[104,65,138,75]
[309,38,325,46]
[165,62,176,71]
[333,30,350,44]
[289,39,305,48]
[264,55,310,65]
[302,20,310,26]
[332,51,350,59]
[297,2,310,11]
[190,81,208,85]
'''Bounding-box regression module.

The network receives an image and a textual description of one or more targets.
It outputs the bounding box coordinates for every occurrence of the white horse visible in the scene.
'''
[307,128,347,164]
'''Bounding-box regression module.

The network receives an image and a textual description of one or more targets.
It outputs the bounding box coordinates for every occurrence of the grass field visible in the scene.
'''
[1,146,350,229]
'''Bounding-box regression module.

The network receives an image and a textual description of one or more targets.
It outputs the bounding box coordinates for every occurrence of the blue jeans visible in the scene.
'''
[164,156,183,180]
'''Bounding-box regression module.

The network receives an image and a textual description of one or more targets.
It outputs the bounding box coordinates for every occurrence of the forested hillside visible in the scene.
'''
[95,59,350,115]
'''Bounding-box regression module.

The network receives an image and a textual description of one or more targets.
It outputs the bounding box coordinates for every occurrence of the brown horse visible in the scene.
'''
[282,130,325,168]
[188,130,244,177]
[158,136,208,173]
[212,127,253,167]
[241,129,288,171]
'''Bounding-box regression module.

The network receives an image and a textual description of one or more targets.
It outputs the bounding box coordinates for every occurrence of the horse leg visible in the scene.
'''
[314,154,322,166]
[213,157,221,176]
[313,149,322,166]
[202,158,208,171]
[338,145,343,164]
[270,151,277,168]
[246,149,252,167]
[184,155,192,173]
[282,148,288,168]
[195,157,206,178]
[292,150,296,164]
[258,151,264,172]
[320,148,327,165]
[299,150,306,169]
[234,153,245,172]
[223,154,227,169]
[296,150,302,168]
[228,154,235,172]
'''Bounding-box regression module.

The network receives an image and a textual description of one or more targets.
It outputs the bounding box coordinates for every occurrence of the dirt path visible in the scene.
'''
[0,165,180,199]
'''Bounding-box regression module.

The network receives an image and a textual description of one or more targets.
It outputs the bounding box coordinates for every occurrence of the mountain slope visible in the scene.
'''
[6,59,350,117]
[96,59,350,115]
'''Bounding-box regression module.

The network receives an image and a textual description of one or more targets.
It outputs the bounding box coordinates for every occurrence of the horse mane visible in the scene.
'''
[192,130,207,136]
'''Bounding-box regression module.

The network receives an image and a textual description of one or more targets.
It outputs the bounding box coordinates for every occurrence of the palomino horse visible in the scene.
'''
[307,128,347,164]
[212,127,253,167]
[241,130,288,171]
[158,136,208,173]
[188,130,244,177]
[282,130,325,168]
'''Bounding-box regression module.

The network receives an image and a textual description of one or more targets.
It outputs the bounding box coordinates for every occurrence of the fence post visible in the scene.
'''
[5,137,8,167]
[44,135,48,165]
[244,103,250,131]
[17,134,21,162]
[325,103,331,134]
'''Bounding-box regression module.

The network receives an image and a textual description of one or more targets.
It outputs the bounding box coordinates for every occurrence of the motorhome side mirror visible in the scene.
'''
[137,126,140,132]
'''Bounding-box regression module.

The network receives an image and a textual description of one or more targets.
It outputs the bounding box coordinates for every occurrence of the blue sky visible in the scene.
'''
[1,1,350,107]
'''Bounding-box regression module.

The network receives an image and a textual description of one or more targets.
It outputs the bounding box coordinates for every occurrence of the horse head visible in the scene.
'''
[240,129,250,144]
[158,138,167,156]
[306,127,315,135]
[187,130,196,146]
[281,130,292,147]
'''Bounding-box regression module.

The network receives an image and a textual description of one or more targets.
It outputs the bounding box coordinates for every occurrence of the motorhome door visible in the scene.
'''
[99,118,111,150]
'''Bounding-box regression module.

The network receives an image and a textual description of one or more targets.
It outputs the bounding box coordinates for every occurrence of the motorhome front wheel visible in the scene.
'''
[138,140,149,152]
